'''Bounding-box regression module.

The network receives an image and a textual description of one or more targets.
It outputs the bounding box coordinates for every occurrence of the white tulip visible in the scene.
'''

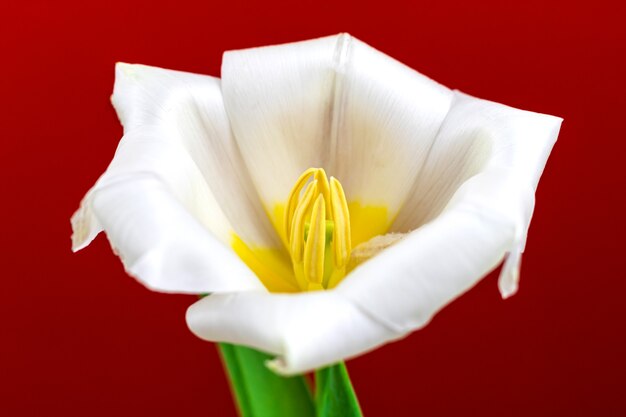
[72,34,562,375]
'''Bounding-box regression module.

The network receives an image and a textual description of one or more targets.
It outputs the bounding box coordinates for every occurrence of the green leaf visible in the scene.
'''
[316,362,363,417]
[218,343,316,417]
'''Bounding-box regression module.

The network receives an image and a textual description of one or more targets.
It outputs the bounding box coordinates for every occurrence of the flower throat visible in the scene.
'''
[284,168,351,291]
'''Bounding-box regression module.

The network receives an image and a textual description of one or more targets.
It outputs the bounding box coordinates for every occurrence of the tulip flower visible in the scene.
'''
[72,33,560,393]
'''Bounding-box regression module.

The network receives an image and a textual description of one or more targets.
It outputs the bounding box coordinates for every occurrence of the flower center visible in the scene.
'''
[284,168,351,291]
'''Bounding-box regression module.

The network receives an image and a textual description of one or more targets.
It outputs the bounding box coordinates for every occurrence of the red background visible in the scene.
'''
[2,0,625,416]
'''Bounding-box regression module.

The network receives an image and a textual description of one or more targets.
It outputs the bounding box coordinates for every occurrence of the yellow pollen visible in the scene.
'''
[284,168,351,291]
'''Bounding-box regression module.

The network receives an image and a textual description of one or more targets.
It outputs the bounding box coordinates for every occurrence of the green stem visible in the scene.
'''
[316,362,363,417]
[218,343,316,417]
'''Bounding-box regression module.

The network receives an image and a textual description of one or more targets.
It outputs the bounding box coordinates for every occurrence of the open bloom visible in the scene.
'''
[72,34,561,374]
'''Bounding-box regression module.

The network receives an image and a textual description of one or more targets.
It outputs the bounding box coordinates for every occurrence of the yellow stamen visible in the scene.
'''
[284,168,351,291]
[289,180,317,263]
[314,168,332,214]
[284,168,317,241]
[330,177,351,268]
[303,194,326,284]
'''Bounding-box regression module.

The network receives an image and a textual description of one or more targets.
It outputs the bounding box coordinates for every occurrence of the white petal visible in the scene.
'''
[338,169,528,332]
[326,37,452,214]
[73,127,265,293]
[111,63,278,248]
[186,92,561,372]
[186,290,398,375]
[221,34,452,219]
[221,35,339,206]
[392,91,561,297]
[91,174,265,293]
[72,63,274,293]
